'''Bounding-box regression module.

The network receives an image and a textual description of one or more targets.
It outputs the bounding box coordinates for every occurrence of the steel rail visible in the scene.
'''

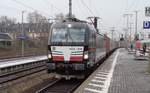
[35,79,62,93]
[0,65,46,84]
[36,79,83,93]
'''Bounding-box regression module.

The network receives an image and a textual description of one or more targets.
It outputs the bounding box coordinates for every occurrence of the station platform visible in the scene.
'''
[74,48,150,93]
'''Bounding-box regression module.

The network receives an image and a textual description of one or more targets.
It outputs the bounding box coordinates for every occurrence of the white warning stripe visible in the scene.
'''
[88,83,103,88]
[94,76,106,80]
[103,50,120,93]
[91,79,104,83]
[84,88,102,93]
[95,74,107,78]
[98,71,109,73]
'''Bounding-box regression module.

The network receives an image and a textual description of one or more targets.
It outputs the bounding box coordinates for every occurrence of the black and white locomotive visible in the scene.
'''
[47,18,117,79]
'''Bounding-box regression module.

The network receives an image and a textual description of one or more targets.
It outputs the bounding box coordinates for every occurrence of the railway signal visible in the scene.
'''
[145,7,150,17]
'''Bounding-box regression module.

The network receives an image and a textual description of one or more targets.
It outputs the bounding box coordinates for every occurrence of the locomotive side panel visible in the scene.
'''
[86,25,96,68]
[95,33,106,63]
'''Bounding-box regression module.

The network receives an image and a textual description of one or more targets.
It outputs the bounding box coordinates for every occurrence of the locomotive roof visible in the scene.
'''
[51,18,107,38]
[52,21,88,28]
[52,21,106,37]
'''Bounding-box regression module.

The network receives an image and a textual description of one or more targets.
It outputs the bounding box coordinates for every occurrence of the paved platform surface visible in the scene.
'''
[74,48,150,93]
[108,49,150,93]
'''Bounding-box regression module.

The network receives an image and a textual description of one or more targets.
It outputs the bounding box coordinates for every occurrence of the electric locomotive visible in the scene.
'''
[47,18,109,79]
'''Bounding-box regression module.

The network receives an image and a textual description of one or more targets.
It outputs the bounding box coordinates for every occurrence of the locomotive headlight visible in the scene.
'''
[84,51,89,60]
[68,24,72,28]
[48,54,52,59]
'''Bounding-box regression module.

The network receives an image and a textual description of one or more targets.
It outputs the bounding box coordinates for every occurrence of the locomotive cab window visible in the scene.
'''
[51,27,85,43]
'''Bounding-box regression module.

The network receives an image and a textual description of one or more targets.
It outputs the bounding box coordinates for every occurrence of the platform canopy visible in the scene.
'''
[0,33,12,41]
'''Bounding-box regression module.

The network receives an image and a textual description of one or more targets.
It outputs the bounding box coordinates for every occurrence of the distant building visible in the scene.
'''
[0,33,12,48]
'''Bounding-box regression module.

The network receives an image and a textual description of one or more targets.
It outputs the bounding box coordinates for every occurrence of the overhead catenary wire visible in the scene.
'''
[80,0,102,32]
[12,0,54,18]
[44,0,62,13]
[13,0,36,11]
[80,0,116,38]
[74,0,88,19]
[80,0,95,16]
[106,0,140,40]
[122,0,142,41]
[0,5,22,12]
[111,0,137,40]
[88,0,101,17]
[127,0,140,11]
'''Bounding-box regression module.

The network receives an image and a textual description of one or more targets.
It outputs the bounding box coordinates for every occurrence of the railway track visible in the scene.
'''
[35,49,116,93]
[0,55,48,85]
[0,64,46,84]
[36,78,83,93]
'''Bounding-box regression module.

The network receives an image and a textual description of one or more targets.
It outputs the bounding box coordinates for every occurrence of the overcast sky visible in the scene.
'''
[0,0,150,38]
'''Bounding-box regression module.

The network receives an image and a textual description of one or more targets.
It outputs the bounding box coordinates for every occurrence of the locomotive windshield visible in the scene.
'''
[51,27,85,43]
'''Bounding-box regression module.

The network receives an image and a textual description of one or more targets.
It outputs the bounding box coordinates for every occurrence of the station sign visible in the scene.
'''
[143,21,150,29]
[17,35,28,40]
[145,7,150,17]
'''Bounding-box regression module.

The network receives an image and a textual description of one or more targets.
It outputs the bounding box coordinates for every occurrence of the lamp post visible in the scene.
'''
[123,13,132,49]
[21,11,25,57]
[135,11,138,41]
[111,27,115,49]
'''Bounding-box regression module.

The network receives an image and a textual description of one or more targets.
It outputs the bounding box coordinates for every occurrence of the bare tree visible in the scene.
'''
[27,11,47,23]
[0,16,16,24]
[0,16,16,33]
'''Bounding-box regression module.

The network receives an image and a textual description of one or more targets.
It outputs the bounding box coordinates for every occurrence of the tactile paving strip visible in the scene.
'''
[74,50,120,93]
